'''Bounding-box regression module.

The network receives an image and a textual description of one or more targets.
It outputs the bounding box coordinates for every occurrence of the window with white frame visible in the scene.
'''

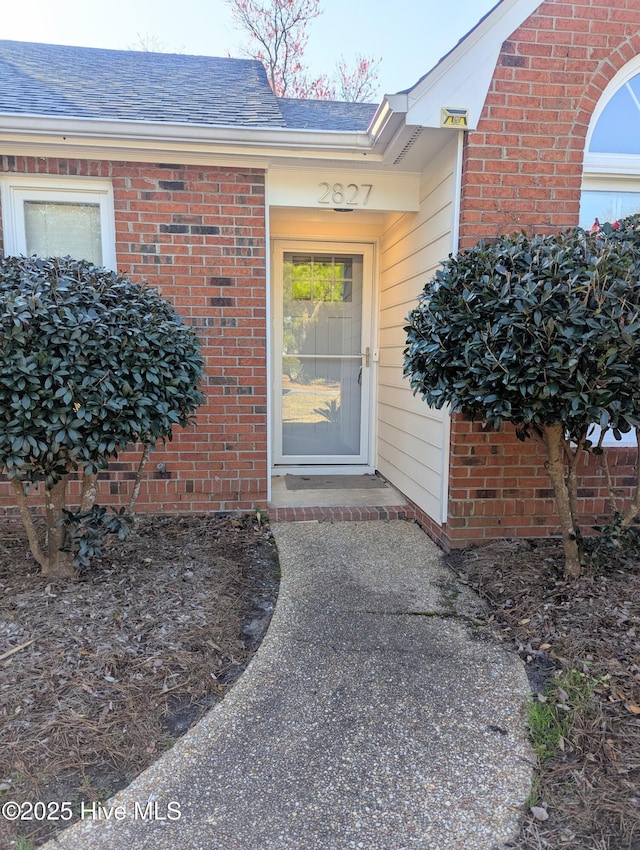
[580,58,640,230]
[580,57,640,446]
[580,178,640,231]
[0,176,116,268]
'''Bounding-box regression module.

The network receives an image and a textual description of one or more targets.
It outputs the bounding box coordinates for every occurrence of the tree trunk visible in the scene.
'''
[10,478,47,570]
[621,427,640,528]
[43,478,75,579]
[543,423,582,579]
[80,471,98,512]
[129,444,151,516]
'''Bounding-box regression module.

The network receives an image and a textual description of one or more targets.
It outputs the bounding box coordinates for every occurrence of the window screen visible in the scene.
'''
[24,201,103,265]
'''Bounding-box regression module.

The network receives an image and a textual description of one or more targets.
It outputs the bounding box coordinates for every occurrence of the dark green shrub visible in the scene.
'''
[404,219,640,576]
[0,256,204,576]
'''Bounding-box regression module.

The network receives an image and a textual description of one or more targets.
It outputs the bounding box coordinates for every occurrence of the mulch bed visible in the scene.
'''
[448,538,640,850]
[0,514,279,848]
[2,514,640,849]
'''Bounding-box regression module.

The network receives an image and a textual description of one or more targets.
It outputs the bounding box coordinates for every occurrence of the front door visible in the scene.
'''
[273,241,373,467]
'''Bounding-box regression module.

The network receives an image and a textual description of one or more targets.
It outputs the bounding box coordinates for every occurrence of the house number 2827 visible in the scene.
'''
[318,182,373,206]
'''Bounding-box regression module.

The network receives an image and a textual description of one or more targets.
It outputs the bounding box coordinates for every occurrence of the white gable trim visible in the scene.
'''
[402,0,542,130]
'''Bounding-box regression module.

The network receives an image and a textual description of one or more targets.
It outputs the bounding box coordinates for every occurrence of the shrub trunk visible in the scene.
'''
[543,424,582,579]
[43,479,75,579]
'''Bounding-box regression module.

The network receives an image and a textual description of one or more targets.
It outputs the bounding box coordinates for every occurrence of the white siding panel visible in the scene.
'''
[376,137,459,525]
[377,379,439,417]
[378,415,444,476]
[377,437,443,520]
[378,302,417,335]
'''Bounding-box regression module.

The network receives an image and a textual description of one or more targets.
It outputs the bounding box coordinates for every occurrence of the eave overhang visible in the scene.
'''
[0,112,382,169]
[0,1,545,175]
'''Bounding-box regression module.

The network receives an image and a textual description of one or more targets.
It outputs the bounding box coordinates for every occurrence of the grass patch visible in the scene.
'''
[528,668,596,764]
[448,539,640,848]
[13,839,36,850]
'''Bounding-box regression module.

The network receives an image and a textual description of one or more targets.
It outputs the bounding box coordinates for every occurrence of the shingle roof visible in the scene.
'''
[276,98,377,131]
[0,40,376,133]
[0,40,285,127]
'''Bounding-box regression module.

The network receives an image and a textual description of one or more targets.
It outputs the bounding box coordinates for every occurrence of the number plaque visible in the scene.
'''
[318,182,373,207]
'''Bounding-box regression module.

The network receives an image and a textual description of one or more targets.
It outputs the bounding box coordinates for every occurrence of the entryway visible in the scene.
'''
[268,473,411,523]
[272,241,375,470]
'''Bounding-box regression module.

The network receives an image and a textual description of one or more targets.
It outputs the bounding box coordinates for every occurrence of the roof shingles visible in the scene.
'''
[0,40,376,133]
[276,97,376,131]
[0,40,284,127]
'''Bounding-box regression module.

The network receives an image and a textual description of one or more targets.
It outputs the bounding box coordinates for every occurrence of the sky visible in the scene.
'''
[3,0,500,97]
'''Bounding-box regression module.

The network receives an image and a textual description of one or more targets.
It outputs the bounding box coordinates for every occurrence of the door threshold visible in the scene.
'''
[269,472,408,509]
[272,465,375,476]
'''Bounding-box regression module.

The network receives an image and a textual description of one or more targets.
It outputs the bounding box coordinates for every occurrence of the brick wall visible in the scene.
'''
[459,0,640,247]
[449,0,640,545]
[0,156,268,515]
[444,417,638,548]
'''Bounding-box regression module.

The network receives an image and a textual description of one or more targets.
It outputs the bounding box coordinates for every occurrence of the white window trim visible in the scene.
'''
[579,172,640,445]
[585,54,640,154]
[587,425,637,449]
[579,58,640,449]
[0,174,116,268]
[580,173,640,227]
[583,156,640,180]
[582,173,640,191]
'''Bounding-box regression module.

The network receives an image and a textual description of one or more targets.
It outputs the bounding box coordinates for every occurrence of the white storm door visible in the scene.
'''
[274,242,373,465]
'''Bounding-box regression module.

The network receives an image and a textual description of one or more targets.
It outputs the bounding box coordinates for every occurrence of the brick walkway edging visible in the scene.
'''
[269,505,414,523]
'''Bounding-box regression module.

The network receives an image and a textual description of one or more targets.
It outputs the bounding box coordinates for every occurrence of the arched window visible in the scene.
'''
[580,57,640,229]
[580,59,640,445]
[589,74,640,155]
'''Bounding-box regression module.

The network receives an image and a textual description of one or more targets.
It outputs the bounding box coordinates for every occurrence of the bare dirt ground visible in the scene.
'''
[0,514,279,849]
[449,538,640,850]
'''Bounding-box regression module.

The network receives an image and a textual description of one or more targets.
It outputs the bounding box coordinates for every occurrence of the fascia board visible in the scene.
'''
[404,0,541,130]
[0,113,377,162]
[369,94,409,138]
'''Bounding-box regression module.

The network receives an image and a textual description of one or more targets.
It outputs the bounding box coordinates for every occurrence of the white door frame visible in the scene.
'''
[271,239,377,474]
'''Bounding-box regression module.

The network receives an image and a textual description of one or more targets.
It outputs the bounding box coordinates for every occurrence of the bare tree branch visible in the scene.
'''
[335,54,381,102]
[226,0,378,100]
[127,32,185,53]
[596,429,621,516]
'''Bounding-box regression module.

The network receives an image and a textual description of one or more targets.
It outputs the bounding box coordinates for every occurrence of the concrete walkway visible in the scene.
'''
[46,520,533,850]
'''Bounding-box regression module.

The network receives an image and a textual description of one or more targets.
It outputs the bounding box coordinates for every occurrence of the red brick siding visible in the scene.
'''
[0,156,268,515]
[459,0,640,247]
[449,0,640,545]
[445,417,638,548]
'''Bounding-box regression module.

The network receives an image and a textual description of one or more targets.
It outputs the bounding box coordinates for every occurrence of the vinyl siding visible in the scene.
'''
[376,138,459,523]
